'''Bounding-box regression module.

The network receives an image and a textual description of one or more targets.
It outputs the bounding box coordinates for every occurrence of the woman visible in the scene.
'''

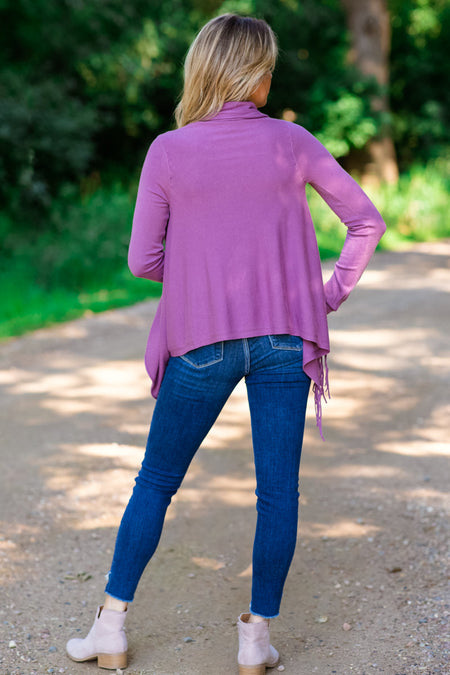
[67,13,386,673]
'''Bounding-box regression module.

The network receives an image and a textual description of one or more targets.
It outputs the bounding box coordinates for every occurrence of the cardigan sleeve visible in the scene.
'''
[128,135,170,282]
[292,126,386,313]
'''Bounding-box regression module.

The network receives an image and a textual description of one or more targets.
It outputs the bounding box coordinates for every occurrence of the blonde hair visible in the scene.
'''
[175,14,278,128]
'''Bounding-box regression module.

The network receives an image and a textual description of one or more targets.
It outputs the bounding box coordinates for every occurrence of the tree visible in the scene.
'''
[340,0,399,183]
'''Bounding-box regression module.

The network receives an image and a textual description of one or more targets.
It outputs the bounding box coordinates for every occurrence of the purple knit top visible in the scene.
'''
[128,101,386,435]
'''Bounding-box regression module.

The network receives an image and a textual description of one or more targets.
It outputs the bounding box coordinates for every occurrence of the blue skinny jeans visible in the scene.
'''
[105,335,310,618]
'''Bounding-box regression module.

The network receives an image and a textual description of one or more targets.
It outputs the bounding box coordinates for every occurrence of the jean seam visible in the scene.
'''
[268,334,303,352]
[179,342,224,368]
[243,338,250,375]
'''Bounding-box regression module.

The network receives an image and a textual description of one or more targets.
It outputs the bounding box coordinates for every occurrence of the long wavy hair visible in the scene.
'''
[175,14,278,128]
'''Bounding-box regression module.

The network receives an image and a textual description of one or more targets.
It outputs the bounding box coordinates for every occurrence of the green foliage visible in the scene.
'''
[232,0,383,154]
[0,0,194,216]
[306,155,450,254]
[0,267,160,339]
[0,182,161,338]
[1,0,448,219]
[0,73,98,217]
[75,3,197,142]
[315,89,379,157]
[368,154,450,247]
[0,0,386,223]
[3,0,447,224]
[3,181,136,290]
[390,0,450,168]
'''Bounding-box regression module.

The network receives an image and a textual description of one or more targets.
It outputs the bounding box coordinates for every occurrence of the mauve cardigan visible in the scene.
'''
[128,101,386,434]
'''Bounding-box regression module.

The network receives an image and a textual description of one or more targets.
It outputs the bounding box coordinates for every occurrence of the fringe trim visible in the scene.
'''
[313,355,330,441]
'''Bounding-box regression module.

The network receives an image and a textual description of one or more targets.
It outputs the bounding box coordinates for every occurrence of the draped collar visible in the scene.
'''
[205,100,268,121]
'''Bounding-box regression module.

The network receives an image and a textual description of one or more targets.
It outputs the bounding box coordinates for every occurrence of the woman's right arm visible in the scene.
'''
[128,136,170,282]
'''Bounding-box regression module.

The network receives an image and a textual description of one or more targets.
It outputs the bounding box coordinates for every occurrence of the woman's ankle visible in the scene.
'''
[247,613,268,624]
[104,594,128,612]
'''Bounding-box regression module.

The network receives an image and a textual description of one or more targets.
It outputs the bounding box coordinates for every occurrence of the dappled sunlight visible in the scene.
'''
[32,323,90,341]
[116,420,150,436]
[238,563,252,577]
[0,522,39,539]
[322,370,395,419]
[360,260,450,291]
[313,367,398,432]
[0,522,42,579]
[204,475,255,491]
[202,380,250,449]
[175,480,256,509]
[373,402,450,459]
[0,539,18,553]
[400,487,448,510]
[412,402,450,441]
[301,519,380,539]
[39,441,145,530]
[331,327,436,372]
[32,385,256,534]
[0,537,28,574]
[21,360,148,411]
[171,451,257,509]
[191,556,225,571]
[301,463,403,479]
[75,442,143,465]
[376,439,449,457]
[0,368,29,386]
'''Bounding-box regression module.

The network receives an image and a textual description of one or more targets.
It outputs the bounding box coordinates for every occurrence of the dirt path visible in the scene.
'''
[0,242,449,675]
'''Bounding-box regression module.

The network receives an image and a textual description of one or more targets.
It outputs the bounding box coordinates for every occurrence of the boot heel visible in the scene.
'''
[97,652,128,669]
[238,665,266,675]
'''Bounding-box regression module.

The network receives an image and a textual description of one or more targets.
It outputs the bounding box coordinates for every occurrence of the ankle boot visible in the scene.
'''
[66,605,127,670]
[237,613,280,674]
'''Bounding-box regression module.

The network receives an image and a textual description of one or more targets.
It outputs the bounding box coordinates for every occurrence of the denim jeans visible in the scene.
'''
[105,335,310,618]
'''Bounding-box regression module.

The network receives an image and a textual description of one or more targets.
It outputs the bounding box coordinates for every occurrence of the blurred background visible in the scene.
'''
[1,0,449,338]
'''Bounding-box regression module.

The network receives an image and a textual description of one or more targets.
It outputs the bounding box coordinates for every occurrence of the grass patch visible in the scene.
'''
[0,270,160,339]
[1,157,449,340]
[307,154,450,255]
[0,184,162,339]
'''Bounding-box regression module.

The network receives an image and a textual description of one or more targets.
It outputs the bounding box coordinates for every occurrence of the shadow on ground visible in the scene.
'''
[0,242,448,674]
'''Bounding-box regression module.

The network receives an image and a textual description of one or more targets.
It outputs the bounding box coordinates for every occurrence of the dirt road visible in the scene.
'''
[0,242,449,675]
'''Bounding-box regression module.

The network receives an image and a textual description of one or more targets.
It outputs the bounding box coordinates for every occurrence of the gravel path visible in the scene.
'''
[0,241,449,675]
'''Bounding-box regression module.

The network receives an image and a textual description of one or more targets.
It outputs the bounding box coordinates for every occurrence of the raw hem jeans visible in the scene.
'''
[105,335,310,618]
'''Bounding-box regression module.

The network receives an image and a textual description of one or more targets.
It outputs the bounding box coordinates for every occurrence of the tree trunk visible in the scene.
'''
[340,0,398,184]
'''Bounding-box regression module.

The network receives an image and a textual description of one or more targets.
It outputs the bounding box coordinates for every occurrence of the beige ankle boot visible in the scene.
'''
[66,605,127,670]
[237,613,280,674]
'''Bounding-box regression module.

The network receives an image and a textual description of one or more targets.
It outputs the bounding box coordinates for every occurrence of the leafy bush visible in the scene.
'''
[370,154,450,247]
[306,155,450,253]
[390,0,450,168]
[0,182,160,338]
[0,0,385,226]
[0,73,98,218]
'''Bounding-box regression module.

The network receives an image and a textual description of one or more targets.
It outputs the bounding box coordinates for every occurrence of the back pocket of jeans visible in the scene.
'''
[179,342,224,368]
[269,334,303,352]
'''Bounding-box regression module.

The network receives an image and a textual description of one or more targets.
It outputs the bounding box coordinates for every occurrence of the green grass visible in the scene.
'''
[308,154,450,255]
[0,270,161,339]
[1,157,449,340]
[0,184,162,339]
